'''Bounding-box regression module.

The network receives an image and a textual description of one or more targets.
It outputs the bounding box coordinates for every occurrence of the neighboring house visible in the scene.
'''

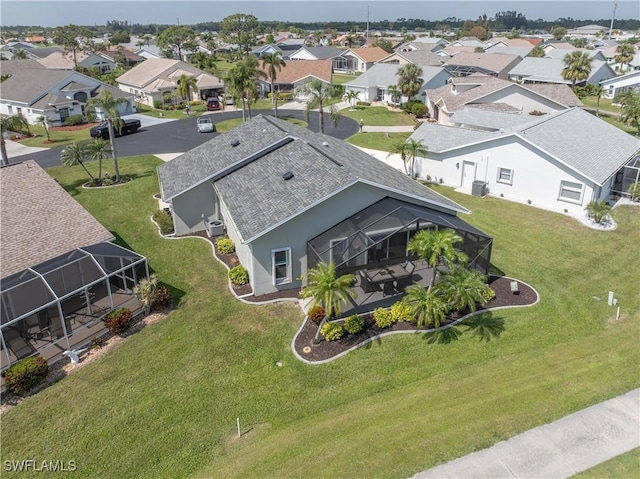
[334,47,389,73]
[0,59,44,78]
[343,63,451,103]
[0,160,148,372]
[288,46,343,61]
[407,107,640,215]
[600,70,640,99]
[156,115,492,298]
[567,25,609,38]
[448,38,485,49]
[134,45,163,59]
[443,52,523,79]
[100,46,146,68]
[0,69,135,125]
[251,44,285,58]
[377,49,446,67]
[36,50,117,72]
[483,45,534,58]
[425,74,582,124]
[545,48,607,61]
[508,57,616,86]
[542,42,577,55]
[257,59,332,99]
[24,36,46,44]
[485,37,539,49]
[116,59,224,107]
[395,37,449,53]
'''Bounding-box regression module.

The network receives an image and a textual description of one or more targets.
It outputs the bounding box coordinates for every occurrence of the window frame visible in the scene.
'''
[496,167,514,185]
[271,247,292,286]
[558,180,584,204]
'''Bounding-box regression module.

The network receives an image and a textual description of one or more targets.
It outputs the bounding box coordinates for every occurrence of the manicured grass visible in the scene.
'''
[18,125,94,149]
[340,105,417,126]
[332,72,361,85]
[347,132,412,152]
[573,448,640,478]
[136,102,209,119]
[581,96,619,114]
[1,159,638,479]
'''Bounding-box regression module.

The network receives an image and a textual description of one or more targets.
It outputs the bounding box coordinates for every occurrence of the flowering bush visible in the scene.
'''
[3,355,49,395]
[104,308,133,335]
[308,305,326,324]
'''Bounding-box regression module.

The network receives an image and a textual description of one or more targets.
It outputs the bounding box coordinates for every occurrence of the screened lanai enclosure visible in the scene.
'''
[307,198,492,314]
[612,154,640,197]
[1,243,148,372]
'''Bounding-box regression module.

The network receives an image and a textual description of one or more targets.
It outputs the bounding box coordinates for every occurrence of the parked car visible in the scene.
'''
[197,117,216,133]
[206,97,221,111]
[90,119,141,139]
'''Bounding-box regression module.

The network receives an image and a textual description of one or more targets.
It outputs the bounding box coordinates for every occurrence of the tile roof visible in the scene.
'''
[0,161,113,278]
[158,115,465,242]
[261,59,332,84]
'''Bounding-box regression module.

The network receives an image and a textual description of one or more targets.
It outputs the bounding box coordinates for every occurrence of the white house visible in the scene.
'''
[600,70,640,99]
[0,69,135,126]
[509,57,616,86]
[407,108,640,216]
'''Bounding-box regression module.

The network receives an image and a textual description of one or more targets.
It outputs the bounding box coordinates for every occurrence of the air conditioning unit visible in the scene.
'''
[207,219,224,237]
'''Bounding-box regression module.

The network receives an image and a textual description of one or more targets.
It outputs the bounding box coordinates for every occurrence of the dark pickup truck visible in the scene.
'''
[90,119,141,139]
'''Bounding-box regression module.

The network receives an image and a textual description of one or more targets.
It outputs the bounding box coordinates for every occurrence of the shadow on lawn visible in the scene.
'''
[422,312,505,345]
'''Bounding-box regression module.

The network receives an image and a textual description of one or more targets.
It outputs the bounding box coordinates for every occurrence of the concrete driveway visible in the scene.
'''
[122,113,176,128]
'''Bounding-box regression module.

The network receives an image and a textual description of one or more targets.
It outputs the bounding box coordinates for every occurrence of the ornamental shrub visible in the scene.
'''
[344,314,364,334]
[229,265,249,285]
[482,287,496,304]
[356,101,371,106]
[152,285,172,310]
[308,305,326,324]
[373,307,395,329]
[3,355,49,395]
[104,308,133,335]
[64,114,85,126]
[321,322,345,341]
[152,209,174,235]
[411,103,426,118]
[391,301,414,323]
[215,237,235,254]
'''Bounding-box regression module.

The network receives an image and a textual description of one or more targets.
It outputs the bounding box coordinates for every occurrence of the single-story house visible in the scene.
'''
[116,58,224,107]
[343,63,451,103]
[376,49,447,67]
[0,69,135,126]
[567,25,609,38]
[251,44,285,58]
[334,47,389,73]
[542,42,577,55]
[100,46,146,68]
[0,160,148,372]
[394,37,449,53]
[36,50,118,73]
[258,59,332,99]
[508,57,617,86]
[407,107,640,215]
[134,45,163,59]
[545,48,607,62]
[443,52,523,79]
[600,70,640,99]
[0,59,44,78]
[425,74,582,124]
[288,46,343,61]
[156,115,493,298]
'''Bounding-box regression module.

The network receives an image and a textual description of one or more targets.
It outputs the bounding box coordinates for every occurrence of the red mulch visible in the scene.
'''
[294,276,538,362]
[50,123,100,131]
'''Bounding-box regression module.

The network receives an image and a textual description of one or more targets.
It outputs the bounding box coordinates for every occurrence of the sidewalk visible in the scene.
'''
[413,388,640,479]
[3,139,47,159]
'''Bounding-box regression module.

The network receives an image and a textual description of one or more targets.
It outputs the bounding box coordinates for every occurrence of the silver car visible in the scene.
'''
[197,117,215,133]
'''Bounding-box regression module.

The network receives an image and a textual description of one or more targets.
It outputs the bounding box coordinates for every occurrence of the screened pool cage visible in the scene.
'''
[1,243,148,372]
[307,198,492,276]
[612,154,640,197]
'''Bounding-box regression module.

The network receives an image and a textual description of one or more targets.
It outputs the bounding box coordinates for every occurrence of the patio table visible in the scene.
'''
[365,264,411,295]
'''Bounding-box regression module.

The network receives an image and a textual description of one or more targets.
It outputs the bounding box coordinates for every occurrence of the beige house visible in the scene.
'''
[116,59,224,107]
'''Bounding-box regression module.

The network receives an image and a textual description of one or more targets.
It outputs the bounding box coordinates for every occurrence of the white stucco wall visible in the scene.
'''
[413,135,600,215]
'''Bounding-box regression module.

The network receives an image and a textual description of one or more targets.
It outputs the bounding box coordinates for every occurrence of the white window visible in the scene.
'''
[272,248,291,286]
[496,167,513,185]
[559,180,584,203]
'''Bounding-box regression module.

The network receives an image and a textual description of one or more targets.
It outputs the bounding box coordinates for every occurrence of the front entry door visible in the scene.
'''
[461,161,476,188]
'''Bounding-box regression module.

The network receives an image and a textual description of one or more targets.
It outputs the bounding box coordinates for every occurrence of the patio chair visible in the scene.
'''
[359,270,380,293]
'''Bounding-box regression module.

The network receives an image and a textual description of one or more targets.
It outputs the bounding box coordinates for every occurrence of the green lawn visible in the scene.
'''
[1,159,639,479]
[332,73,361,85]
[18,125,93,149]
[572,448,640,478]
[340,106,417,126]
[347,132,412,152]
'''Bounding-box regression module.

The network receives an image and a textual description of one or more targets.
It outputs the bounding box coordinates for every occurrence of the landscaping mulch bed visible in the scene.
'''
[49,123,99,132]
[294,276,538,362]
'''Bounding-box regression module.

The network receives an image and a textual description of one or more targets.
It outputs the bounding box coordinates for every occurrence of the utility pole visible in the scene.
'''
[366,5,370,39]
[608,1,617,39]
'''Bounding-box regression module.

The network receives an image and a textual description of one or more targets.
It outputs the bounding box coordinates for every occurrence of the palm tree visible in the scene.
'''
[434,266,491,314]
[86,137,111,184]
[585,200,612,224]
[261,52,286,117]
[613,44,635,72]
[35,115,51,142]
[593,84,604,117]
[296,79,342,134]
[405,138,428,178]
[225,55,265,121]
[343,90,360,110]
[562,51,593,91]
[387,140,411,175]
[529,46,545,58]
[387,84,402,106]
[300,261,356,341]
[407,228,468,289]
[0,113,30,166]
[61,142,97,184]
[619,92,640,136]
[176,74,198,106]
[86,91,128,182]
[403,284,447,328]
[133,274,159,314]
[397,63,423,100]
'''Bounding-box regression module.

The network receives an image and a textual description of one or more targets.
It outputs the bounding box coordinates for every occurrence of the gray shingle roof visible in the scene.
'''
[0,69,74,103]
[509,57,612,83]
[292,46,343,59]
[158,115,465,242]
[0,161,113,278]
[411,108,640,185]
[451,108,540,131]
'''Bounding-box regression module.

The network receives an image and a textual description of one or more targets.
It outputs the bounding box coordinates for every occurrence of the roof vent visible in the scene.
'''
[230,139,240,147]
[322,141,329,147]
[282,170,294,181]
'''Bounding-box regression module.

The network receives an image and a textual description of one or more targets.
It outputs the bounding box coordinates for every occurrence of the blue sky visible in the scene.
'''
[1,1,637,28]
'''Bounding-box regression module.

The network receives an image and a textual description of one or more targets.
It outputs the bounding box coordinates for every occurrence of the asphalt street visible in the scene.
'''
[8,110,359,169]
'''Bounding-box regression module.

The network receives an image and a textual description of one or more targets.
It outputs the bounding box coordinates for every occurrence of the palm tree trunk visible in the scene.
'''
[1,139,9,167]
[271,80,278,118]
[241,98,247,122]
[78,160,96,183]
[107,120,121,182]
[319,104,325,134]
